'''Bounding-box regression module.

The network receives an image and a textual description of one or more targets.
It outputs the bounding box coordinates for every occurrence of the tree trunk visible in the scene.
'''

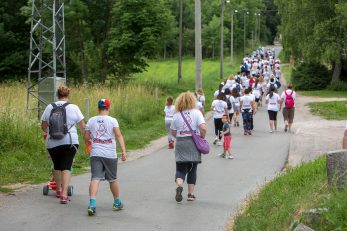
[331,61,342,83]
[163,42,166,60]
[195,0,202,90]
[178,0,183,83]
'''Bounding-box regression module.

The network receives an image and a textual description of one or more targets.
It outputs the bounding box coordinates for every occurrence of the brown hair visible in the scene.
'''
[57,85,70,99]
[287,83,293,89]
[166,96,174,106]
[196,88,204,95]
[175,91,196,112]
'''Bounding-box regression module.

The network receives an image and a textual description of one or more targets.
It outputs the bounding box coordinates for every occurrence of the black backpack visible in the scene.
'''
[49,103,70,139]
[227,96,232,110]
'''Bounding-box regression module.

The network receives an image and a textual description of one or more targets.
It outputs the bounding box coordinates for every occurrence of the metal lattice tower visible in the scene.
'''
[26,0,66,116]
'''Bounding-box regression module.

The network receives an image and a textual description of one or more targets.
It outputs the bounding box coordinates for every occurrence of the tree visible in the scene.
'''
[275,0,347,82]
[107,0,174,81]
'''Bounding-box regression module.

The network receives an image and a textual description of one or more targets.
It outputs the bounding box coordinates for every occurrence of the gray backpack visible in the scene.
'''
[49,103,70,139]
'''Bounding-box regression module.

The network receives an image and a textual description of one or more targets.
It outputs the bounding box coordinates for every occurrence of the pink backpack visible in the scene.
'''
[284,90,294,109]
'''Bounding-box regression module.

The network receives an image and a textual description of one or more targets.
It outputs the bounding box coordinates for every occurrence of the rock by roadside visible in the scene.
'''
[287,95,347,167]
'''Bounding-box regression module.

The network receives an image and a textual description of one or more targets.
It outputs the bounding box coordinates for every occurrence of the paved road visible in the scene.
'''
[0,46,289,231]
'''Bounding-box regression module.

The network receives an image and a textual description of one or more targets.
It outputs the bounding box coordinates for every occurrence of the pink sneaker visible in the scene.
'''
[56,189,61,198]
[60,195,69,204]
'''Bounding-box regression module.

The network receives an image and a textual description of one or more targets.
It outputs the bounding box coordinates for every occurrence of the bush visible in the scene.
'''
[292,63,331,90]
[326,81,347,91]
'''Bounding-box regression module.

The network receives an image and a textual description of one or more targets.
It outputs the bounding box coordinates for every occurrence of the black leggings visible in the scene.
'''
[214,118,223,139]
[48,144,78,171]
[175,162,198,185]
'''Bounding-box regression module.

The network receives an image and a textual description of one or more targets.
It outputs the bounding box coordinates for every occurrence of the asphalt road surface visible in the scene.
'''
[0,45,289,231]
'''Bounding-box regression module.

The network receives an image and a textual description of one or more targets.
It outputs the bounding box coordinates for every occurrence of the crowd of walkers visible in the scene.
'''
[40,48,296,215]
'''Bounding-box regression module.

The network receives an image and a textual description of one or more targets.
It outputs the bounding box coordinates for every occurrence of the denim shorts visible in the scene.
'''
[90,156,118,182]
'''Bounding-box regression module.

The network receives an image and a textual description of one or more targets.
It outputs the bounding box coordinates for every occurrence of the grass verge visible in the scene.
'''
[232,156,347,231]
[308,101,347,120]
[281,64,293,84]
[299,90,347,98]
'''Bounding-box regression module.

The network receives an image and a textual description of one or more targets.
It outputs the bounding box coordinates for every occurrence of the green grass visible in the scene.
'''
[232,156,347,230]
[300,90,347,98]
[0,187,15,193]
[281,64,293,84]
[308,101,347,120]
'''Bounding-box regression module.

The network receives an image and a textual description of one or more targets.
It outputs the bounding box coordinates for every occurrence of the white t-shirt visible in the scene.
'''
[223,79,235,90]
[197,95,205,106]
[196,101,203,111]
[41,101,84,149]
[164,105,175,121]
[227,95,235,113]
[214,90,224,97]
[281,90,296,108]
[234,96,240,107]
[266,93,281,111]
[211,99,228,119]
[170,109,205,138]
[275,69,281,78]
[86,115,119,159]
[252,83,263,98]
[240,95,254,112]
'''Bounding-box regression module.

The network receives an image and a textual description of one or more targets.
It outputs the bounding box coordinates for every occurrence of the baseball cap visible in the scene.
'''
[98,98,111,109]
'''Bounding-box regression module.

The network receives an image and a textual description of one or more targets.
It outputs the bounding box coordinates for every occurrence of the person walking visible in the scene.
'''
[231,88,241,127]
[85,99,127,215]
[266,86,282,133]
[41,85,85,204]
[170,91,207,202]
[281,84,296,132]
[220,114,233,159]
[240,88,256,135]
[211,93,229,145]
[164,96,175,149]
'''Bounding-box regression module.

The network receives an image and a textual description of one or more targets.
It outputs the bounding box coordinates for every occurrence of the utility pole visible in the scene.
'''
[178,0,183,83]
[195,0,202,90]
[220,0,224,79]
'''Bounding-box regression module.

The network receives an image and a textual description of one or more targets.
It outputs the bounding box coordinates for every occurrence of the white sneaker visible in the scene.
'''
[269,130,273,133]
[226,155,234,159]
[216,141,223,146]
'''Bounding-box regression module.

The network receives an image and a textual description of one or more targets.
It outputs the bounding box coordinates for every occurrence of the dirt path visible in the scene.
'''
[287,94,347,167]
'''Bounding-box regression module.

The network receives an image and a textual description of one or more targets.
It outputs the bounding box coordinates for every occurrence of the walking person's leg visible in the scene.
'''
[175,163,188,202]
[282,108,289,132]
[288,108,295,132]
[60,146,77,203]
[213,119,219,143]
[165,120,174,148]
[274,111,278,131]
[186,163,198,201]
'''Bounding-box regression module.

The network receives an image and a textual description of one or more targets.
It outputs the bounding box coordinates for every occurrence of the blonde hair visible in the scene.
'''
[175,91,196,112]
[166,96,174,106]
[258,76,265,83]
[228,75,235,80]
[57,85,70,99]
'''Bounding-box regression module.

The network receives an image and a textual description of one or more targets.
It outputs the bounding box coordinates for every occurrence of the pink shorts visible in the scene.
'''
[223,136,232,150]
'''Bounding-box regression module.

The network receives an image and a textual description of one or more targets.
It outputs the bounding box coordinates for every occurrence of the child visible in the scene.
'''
[220,114,233,159]
[164,96,175,149]
[84,99,127,216]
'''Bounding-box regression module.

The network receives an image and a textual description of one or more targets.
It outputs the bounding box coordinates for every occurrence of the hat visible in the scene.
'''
[98,98,111,109]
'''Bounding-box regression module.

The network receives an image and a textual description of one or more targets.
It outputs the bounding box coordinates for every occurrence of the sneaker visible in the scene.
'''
[187,193,196,201]
[244,131,248,136]
[175,186,183,202]
[269,130,273,133]
[248,130,252,135]
[87,206,96,216]
[213,138,218,145]
[226,155,234,159]
[56,189,61,198]
[218,153,226,158]
[216,141,223,146]
[237,122,240,127]
[168,141,174,149]
[60,195,69,204]
[113,200,124,211]
[234,123,237,127]
[284,125,288,132]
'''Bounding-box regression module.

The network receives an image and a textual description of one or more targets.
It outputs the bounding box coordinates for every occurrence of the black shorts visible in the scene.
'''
[268,110,278,121]
[48,144,78,171]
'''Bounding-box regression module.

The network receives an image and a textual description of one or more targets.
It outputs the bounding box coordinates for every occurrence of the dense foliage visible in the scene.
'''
[0,0,277,83]
[274,0,347,82]
[292,62,330,90]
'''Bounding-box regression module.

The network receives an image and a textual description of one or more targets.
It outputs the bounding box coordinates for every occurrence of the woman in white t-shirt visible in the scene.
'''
[252,78,263,109]
[240,88,256,135]
[266,85,282,133]
[41,85,85,204]
[170,91,206,202]
[164,96,175,149]
[211,93,229,145]
[196,88,205,115]
[231,88,241,127]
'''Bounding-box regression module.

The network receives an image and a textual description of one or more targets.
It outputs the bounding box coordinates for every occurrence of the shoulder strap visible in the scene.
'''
[62,102,70,107]
[180,112,193,132]
[51,103,57,108]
